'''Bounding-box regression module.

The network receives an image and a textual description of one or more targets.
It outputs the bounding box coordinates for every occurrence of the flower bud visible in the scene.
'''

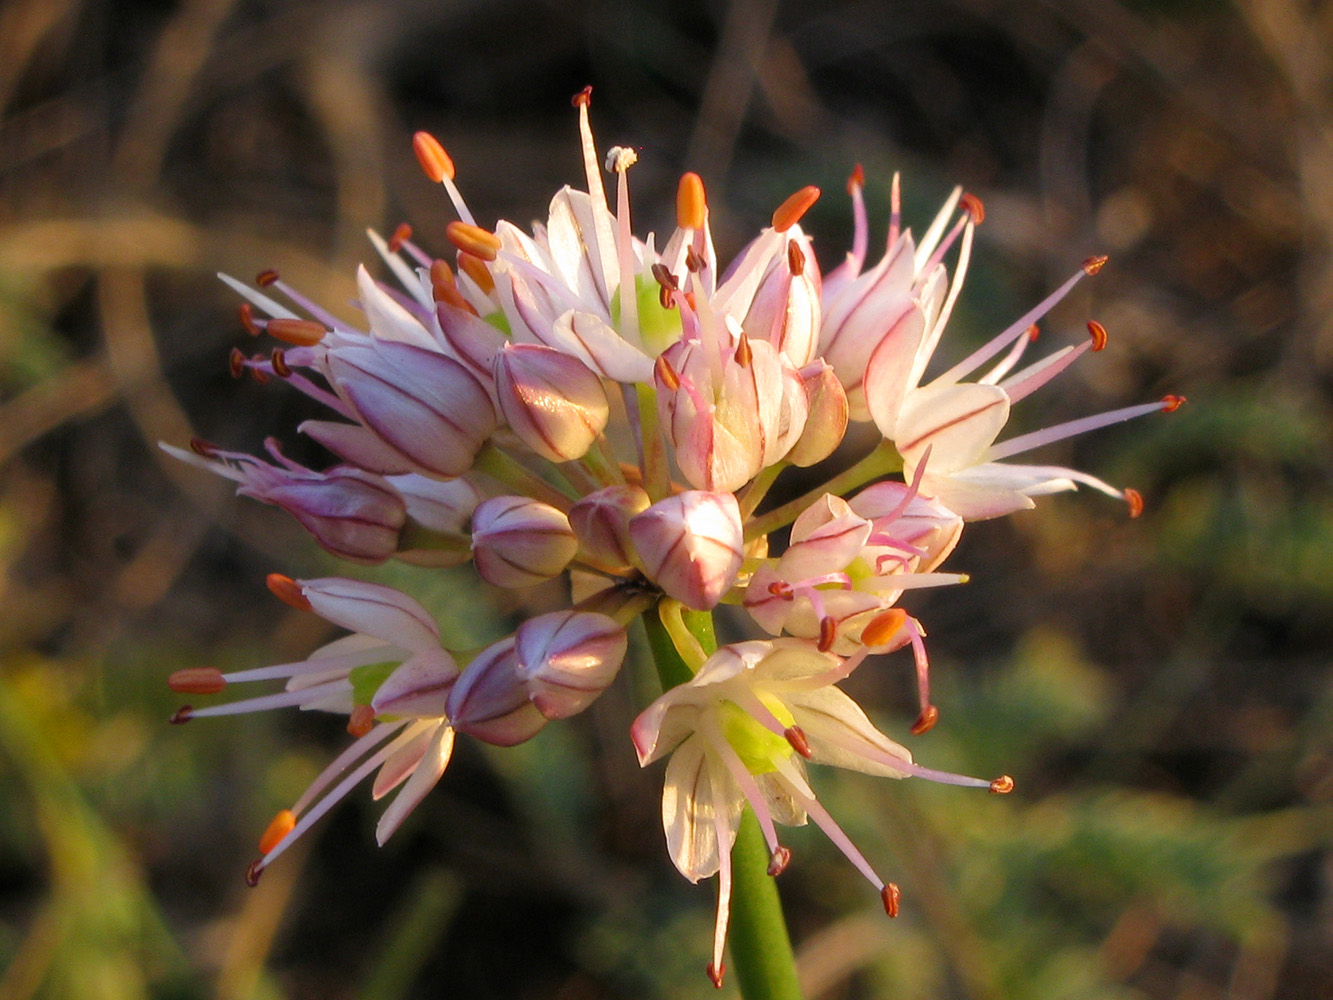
[446,637,547,746]
[514,611,627,719]
[629,491,744,610]
[783,361,849,467]
[262,471,406,564]
[470,496,578,588]
[326,335,496,478]
[568,484,650,569]
[493,342,609,462]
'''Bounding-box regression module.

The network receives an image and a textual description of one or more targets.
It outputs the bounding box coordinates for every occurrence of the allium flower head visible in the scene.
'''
[166,88,1178,979]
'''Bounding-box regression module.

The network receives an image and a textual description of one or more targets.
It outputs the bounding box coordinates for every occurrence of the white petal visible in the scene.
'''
[376,724,455,844]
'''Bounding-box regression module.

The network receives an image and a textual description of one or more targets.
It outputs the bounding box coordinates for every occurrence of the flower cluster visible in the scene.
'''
[167,88,1179,982]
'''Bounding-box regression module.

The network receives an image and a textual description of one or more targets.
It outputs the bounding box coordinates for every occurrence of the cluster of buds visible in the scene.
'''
[167,88,1180,982]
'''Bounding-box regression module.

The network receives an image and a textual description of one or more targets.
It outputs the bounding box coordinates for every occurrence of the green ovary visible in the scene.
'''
[719,694,796,774]
[612,274,684,356]
[349,661,398,707]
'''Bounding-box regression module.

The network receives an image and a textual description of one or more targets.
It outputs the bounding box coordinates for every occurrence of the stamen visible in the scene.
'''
[266,573,311,611]
[445,221,500,262]
[387,223,412,254]
[984,400,1178,463]
[1087,320,1108,351]
[255,269,280,287]
[847,163,865,195]
[677,172,706,230]
[245,859,264,887]
[787,240,805,276]
[651,263,678,291]
[959,192,985,224]
[265,318,327,347]
[239,303,260,335]
[258,809,297,854]
[990,775,1015,794]
[733,333,752,367]
[784,726,812,758]
[168,667,226,695]
[706,964,725,989]
[861,608,907,647]
[768,846,792,876]
[572,85,593,108]
[169,705,194,724]
[189,438,218,457]
[347,704,375,737]
[1083,255,1109,275]
[249,365,270,386]
[457,251,496,294]
[768,580,794,599]
[685,246,704,273]
[818,616,837,651]
[1161,394,1187,412]
[887,172,901,250]
[910,705,939,735]
[228,348,246,378]
[772,186,820,233]
[882,883,901,917]
[654,354,681,391]
[270,349,291,378]
[1124,488,1144,518]
[412,131,455,182]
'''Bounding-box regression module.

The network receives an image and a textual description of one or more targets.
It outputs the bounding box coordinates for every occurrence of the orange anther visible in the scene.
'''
[169,705,194,725]
[706,963,725,989]
[787,239,805,276]
[265,318,327,347]
[772,185,821,232]
[1087,320,1108,351]
[784,726,812,758]
[255,269,280,287]
[412,131,454,182]
[445,221,500,262]
[960,192,985,224]
[677,172,706,230]
[767,846,792,876]
[1161,394,1186,412]
[249,365,270,385]
[388,223,413,253]
[654,354,681,391]
[238,302,260,336]
[910,705,939,735]
[270,349,291,378]
[266,573,311,612]
[817,616,837,651]
[572,85,593,108]
[990,775,1015,794]
[347,704,375,738]
[1124,488,1144,519]
[733,333,753,367]
[258,809,297,854]
[1082,254,1109,276]
[457,250,496,294]
[847,163,865,194]
[861,607,907,647]
[1027,323,1040,341]
[228,347,246,378]
[168,667,226,695]
[882,883,901,918]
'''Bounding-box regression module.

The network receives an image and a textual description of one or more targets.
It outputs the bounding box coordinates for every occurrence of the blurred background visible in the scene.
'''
[1,0,1330,997]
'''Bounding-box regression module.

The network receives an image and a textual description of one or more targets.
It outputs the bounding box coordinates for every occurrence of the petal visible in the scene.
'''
[376,723,456,844]
[895,382,1009,473]
[301,578,441,652]
[785,687,914,778]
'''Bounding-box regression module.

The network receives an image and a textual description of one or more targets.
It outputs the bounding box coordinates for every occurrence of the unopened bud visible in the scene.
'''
[785,361,848,467]
[629,491,744,611]
[446,637,546,746]
[515,611,627,719]
[569,484,650,569]
[493,343,610,463]
[471,496,578,589]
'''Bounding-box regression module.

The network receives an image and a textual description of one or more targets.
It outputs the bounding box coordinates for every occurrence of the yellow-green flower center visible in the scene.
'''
[719,692,795,774]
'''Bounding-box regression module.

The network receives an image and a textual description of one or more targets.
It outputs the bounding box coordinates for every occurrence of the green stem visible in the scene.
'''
[638,604,803,1000]
[744,440,902,542]
[473,444,575,511]
[730,812,803,1000]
